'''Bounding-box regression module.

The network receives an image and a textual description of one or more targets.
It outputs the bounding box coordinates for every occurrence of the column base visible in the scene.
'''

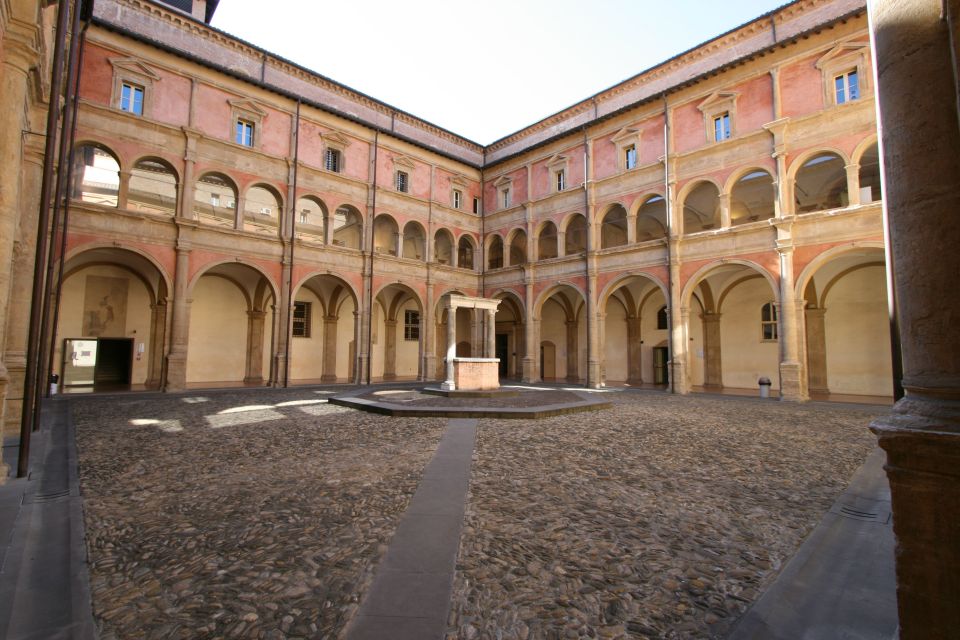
[670,361,690,394]
[164,352,187,392]
[520,357,540,384]
[779,361,809,402]
[320,374,337,383]
[440,380,456,391]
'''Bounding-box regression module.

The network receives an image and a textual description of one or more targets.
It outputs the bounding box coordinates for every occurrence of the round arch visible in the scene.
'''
[681,259,780,309]
[794,241,886,301]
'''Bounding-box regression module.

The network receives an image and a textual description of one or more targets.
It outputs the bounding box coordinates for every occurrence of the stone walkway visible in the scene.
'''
[47,387,888,639]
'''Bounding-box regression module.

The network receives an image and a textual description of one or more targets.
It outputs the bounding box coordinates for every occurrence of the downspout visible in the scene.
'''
[45,0,89,403]
[365,131,379,385]
[480,148,486,296]
[583,125,592,387]
[18,0,73,478]
[283,98,301,387]
[663,93,676,394]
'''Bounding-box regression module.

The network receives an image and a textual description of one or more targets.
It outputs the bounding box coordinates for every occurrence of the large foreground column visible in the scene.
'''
[870,1,960,636]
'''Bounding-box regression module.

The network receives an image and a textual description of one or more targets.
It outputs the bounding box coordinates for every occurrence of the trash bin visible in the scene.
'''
[758,376,771,398]
[49,373,59,395]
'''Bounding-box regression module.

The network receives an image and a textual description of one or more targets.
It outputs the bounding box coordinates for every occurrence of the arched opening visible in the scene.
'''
[374,215,399,256]
[194,173,237,228]
[332,205,363,249]
[243,184,281,235]
[730,170,775,225]
[858,143,882,203]
[508,229,527,266]
[488,235,504,269]
[402,221,426,261]
[493,294,524,379]
[457,236,475,270]
[187,263,275,387]
[795,152,848,212]
[538,221,558,259]
[371,284,423,381]
[601,204,628,248]
[289,274,358,384]
[55,247,168,391]
[434,229,454,266]
[295,195,326,244]
[801,248,892,398]
[128,158,178,216]
[565,214,587,254]
[636,195,667,242]
[538,285,585,383]
[682,181,721,233]
[602,276,668,387]
[71,144,120,207]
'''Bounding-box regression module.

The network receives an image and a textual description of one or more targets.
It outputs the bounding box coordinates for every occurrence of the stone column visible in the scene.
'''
[145,301,167,388]
[117,170,132,210]
[804,307,828,394]
[718,193,732,228]
[442,302,457,390]
[870,0,960,636]
[845,163,861,207]
[321,314,338,382]
[668,239,689,393]
[557,230,566,257]
[626,315,643,384]
[244,310,266,384]
[165,246,192,391]
[351,310,361,383]
[565,319,579,383]
[778,246,809,401]
[522,282,538,383]
[702,312,722,388]
[383,319,397,380]
[626,214,637,244]
[587,273,601,388]
[486,308,495,359]
[423,280,435,380]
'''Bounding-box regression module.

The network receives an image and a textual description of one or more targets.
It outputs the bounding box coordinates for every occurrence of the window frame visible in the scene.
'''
[324,148,342,173]
[656,305,668,331]
[292,300,312,338]
[235,119,255,147]
[119,82,145,115]
[834,69,860,105]
[109,58,159,119]
[473,197,480,214]
[611,127,642,173]
[228,99,267,150]
[816,42,872,107]
[697,91,739,145]
[452,188,463,209]
[404,309,420,341]
[396,170,410,193]
[761,302,778,342]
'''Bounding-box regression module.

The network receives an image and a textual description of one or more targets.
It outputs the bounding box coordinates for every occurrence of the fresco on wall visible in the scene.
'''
[83,275,128,336]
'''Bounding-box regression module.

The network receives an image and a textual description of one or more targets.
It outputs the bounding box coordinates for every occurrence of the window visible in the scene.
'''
[835,70,860,104]
[210,193,220,207]
[404,309,420,340]
[120,82,144,115]
[501,187,511,209]
[293,301,311,338]
[396,171,409,193]
[625,145,638,170]
[453,189,462,209]
[556,169,566,192]
[713,113,731,142]
[236,119,254,146]
[299,209,310,224]
[761,303,778,341]
[324,148,341,172]
[657,305,668,330]
[473,197,480,214]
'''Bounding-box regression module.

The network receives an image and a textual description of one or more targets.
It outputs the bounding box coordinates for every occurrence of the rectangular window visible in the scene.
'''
[299,209,309,224]
[453,189,462,209]
[211,193,220,207]
[404,309,420,340]
[625,145,638,170]
[120,82,144,115]
[556,169,565,192]
[501,188,511,209]
[236,119,254,146]
[835,70,860,104]
[396,171,409,193]
[324,148,341,172]
[761,302,778,341]
[473,197,480,214]
[713,113,731,142]
[292,301,311,338]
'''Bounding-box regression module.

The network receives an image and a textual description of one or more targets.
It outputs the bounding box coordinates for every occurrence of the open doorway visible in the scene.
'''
[62,337,134,390]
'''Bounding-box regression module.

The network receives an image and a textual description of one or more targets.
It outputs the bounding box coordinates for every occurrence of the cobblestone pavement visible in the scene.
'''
[447,393,881,640]
[356,389,584,408]
[73,390,446,640]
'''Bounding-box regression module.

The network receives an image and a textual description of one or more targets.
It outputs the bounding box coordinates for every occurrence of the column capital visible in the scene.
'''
[2,28,39,75]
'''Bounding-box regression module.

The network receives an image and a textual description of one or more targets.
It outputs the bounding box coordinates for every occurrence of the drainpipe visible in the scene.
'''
[365,131,379,385]
[18,0,73,478]
[583,125,592,388]
[480,149,486,296]
[663,93,676,394]
[283,98,301,387]
[45,0,90,405]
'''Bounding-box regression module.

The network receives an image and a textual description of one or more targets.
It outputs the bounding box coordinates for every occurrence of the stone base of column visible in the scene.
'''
[871,394,960,639]
[520,357,539,384]
[320,374,337,383]
[670,361,689,394]
[587,360,602,389]
[440,380,455,391]
[243,376,264,385]
[164,352,187,392]
[779,361,809,402]
[383,373,397,381]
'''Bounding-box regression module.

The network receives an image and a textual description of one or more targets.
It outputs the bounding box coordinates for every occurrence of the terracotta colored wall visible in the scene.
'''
[781,54,824,118]
[673,102,706,154]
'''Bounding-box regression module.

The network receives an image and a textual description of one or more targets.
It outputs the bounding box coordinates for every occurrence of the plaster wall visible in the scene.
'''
[289,288,323,380]
[604,301,628,382]
[186,276,249,383]
[719,279,781,389]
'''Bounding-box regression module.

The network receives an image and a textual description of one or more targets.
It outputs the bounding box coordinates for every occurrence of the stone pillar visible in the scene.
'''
[557,230,566,257]
[321,315,338,382]
[485,308,495,359]
[522,282,539,383]
[668,238,689,393]
[702,312,722,388]
[351,310,361,383]
[626,315,643,384]
[565,319,578,383]
[244,310,266,384]
[423,280,435,380]
[778,246,809,401]
[442,302,457,390]
[718,193,732,228]
[382,319,397,380]
[870,0,960,636]
[804,307,829,394]
[845,163,861,207]
[117,170,132,209]
[587,273,601,388]
[165,246,192,391]
[145,301,167,389]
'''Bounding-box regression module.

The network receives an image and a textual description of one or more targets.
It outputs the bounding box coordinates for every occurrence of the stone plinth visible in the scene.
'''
[453,358,500,390]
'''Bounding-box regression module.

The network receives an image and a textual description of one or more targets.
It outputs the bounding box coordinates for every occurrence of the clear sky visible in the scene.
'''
[211,0,789,144]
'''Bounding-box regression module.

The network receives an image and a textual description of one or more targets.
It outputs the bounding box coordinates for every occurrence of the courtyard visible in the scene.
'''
[69,388,882,639]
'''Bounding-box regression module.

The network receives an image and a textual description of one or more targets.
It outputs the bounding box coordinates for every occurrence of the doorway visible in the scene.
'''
[495,334,508,377]
[653,346,669,385]
[62,337,134,389]
[540,341,556,381]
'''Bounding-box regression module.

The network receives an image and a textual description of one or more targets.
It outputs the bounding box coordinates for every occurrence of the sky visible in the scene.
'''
[211,1,789,144]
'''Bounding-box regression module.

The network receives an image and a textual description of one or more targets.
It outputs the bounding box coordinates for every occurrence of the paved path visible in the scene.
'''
[346,418,477,640]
